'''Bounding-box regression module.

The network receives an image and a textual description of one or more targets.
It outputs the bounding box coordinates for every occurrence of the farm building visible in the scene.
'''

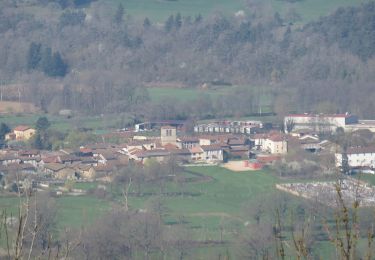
[6,125,36,141]
[284,113,358,133]
[335,147,375,170]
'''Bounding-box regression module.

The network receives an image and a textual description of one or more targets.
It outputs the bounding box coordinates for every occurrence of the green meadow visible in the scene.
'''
[0,166,371,257]
[111,0,368,22]
[147,85,274,113]
[0,114,122,132]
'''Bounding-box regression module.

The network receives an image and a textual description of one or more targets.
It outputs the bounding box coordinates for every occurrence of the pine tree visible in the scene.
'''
[143,17,151,29]
[33,133,44,150]
[40,47,53,76]
[165,15,174,33]
[51,52,68,77]
[0,123,10,140]
[27,42,42,70]
[36,117,51,132]
[114,3,124,25]
[194,14,202,23]
[175,13,182,29]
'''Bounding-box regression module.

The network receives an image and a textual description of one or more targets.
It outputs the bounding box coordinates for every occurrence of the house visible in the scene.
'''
[264,135,288,154]
[97,152,118,165]
[194,120,263,134]
[0,163,37,175]
[201,145,223,162]
[18,150,40,158]
[189,146,204,161]
[229,146,250,158]
[335,147,375,169]
[252,134,268,150]
[284,113,358,133]
[0,154,21,166]
[20,156,41,168]
[298,135,321,152]
[124,140,156,152]
[226,137,250,158]
[199,137,218,146]
[54,168,78,180]
[164,145,191,162]
[134,150,171,163]
[59,154,82,165]
[75,164,96,180]
[177,136,200,149]
[43,163,67,175]
[6,126,36,141]
[80,157,98,166]
[251,133,287,154]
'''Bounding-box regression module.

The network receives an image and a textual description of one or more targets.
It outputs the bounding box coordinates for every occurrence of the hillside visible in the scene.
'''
[0,0,374,119]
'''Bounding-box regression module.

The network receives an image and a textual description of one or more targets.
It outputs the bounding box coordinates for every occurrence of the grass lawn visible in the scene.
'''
[111,0,244,21]
[55,195,112,229]
[354,173,375,185]
[148,85,274,113]
[73,182,98,191]
[0,166,361,257]
[0,196,22,217]
[272,0,369,23]
[165,167,278,215]
[0,114,123,133]
[110,0,367,22]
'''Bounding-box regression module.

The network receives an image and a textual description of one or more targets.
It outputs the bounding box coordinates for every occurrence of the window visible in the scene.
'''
[165,129,172,136]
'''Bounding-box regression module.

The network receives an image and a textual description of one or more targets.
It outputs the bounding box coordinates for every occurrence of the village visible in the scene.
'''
[1,112,375,202]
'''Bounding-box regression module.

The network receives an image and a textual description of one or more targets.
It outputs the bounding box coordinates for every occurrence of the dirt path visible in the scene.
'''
[222,161,255,172]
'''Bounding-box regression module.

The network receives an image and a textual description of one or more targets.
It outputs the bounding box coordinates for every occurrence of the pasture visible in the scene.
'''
[0,113,123,132]
[0,167,282,237]
[0,165,371,257]
[147,85,274,113]
[110,0,367,22]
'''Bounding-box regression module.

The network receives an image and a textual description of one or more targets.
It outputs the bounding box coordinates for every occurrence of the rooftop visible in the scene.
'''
[14,125,33,131]
[287,113,354,118]
[346,146,375,154]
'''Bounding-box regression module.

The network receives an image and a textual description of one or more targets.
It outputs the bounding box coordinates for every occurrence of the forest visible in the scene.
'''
[0,0,374,121]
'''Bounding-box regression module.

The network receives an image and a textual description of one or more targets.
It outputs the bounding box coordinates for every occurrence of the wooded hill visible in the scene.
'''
[0,0,374,120]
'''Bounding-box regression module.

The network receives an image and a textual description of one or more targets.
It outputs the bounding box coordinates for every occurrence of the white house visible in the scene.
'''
[189,146,204,161]
[335,147,375,169]
[252,133,288,154]
[264,136,288,154]
[201,145,223,162]
[284,113,358,133]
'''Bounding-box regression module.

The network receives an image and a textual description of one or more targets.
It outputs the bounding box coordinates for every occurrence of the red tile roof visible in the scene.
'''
[189,146,204,153]
[268,135,285,142]
[163,143,179,150]
[14,125,32,131]
[346,147,375,154]
[161,125,175,129]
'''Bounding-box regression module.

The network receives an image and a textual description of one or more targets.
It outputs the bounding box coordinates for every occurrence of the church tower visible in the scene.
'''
[161,126,177,146]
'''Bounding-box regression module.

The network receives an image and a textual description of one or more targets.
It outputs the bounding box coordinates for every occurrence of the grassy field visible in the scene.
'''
[55,196,111,229]
[0,167,283,241]
[0,114,124,133]
[111,0,243,21]
[0,166,369,257]
[148,85,274,113]
[110,0,368,22]
[272,0,370,22]
[355,173,375,185]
